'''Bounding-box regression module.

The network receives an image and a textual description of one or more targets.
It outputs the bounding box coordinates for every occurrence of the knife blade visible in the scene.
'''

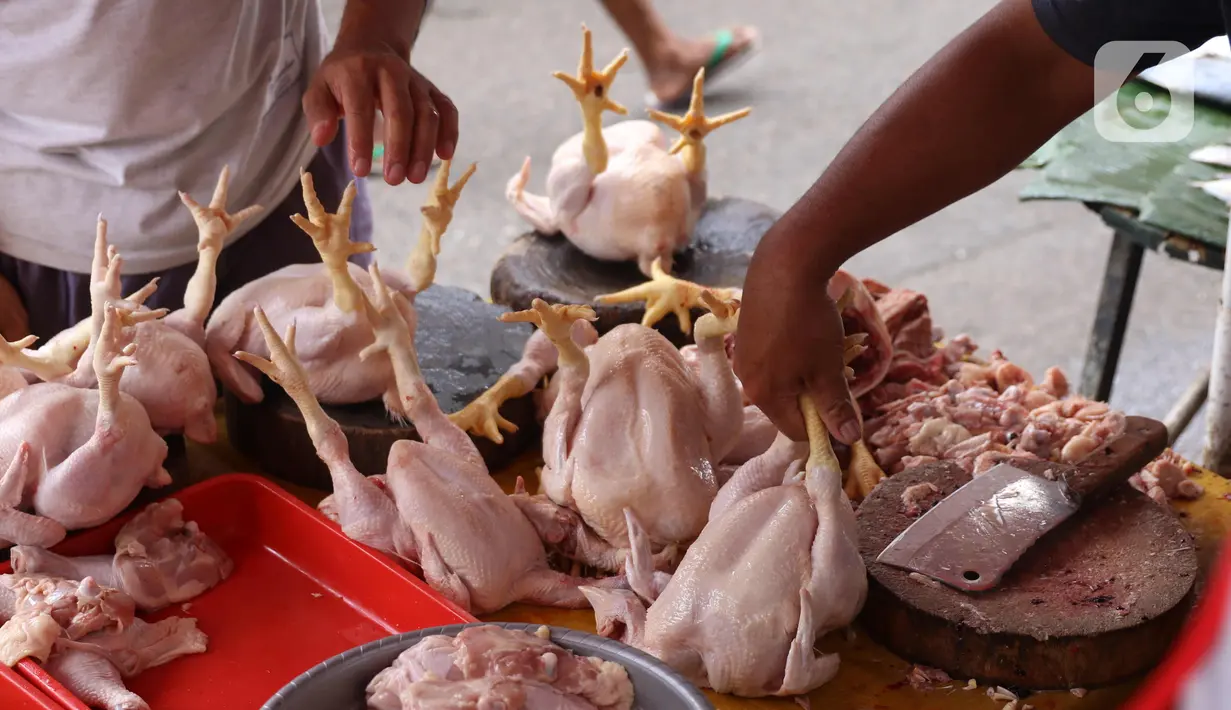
[876,415,1168,592]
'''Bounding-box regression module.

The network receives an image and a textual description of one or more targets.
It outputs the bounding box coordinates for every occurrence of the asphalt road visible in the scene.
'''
[321,0,1223,461]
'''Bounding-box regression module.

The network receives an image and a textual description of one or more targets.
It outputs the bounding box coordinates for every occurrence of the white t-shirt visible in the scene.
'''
[0,0,327,275]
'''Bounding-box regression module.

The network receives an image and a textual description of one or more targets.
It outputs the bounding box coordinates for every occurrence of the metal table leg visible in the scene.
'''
[1204,231,1231,475]
[1079,230,1146,401]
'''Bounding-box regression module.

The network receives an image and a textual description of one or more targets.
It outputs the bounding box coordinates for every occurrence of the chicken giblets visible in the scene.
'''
[207,161,474,419]
[366,625,634,710]
[581,394,867,698]
[508,25,750,277]
[236,265,626,615]
[502,294,742,572]
[0,302,169,534]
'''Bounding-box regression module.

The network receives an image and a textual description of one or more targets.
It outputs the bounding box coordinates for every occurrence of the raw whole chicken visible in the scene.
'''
[601,268,890,497]
[12,498,233,612]
[52,169,258,443]
[499,295,742,572]
[509,25,750,276]
[207,162,474,418]
[366,625,634,710]
[580,393,866,698]
[0,302,170,534]
[235,266,626,615]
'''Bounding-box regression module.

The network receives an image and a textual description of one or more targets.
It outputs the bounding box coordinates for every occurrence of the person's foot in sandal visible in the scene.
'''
[644,26,760,110]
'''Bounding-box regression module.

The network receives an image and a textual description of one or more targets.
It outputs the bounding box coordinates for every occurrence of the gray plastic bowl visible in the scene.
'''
[261,621,714,710]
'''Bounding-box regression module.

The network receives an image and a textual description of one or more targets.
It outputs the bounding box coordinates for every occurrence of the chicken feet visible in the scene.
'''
[596,258,740,333]
[407,160,477,291]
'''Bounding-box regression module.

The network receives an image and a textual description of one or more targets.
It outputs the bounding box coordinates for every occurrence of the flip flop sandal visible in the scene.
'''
[645,27,761,111]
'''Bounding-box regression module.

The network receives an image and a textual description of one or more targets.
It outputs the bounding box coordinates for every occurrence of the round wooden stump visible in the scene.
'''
[857,460,1197,690]
[489,197,779,346]
[226,285,538,490]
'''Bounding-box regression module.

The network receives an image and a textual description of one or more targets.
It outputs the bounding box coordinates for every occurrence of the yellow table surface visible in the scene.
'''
[187,416,1231,710]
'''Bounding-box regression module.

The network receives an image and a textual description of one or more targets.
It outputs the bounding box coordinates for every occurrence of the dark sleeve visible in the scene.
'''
[1032,0,1226,73]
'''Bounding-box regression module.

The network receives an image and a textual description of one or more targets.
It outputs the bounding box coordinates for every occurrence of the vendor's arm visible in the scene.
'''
[304,0,458,186]
[0,274,27,340]
[735,0,1226,441]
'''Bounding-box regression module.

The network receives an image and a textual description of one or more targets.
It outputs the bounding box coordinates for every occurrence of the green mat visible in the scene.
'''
[1019,81,1231,248]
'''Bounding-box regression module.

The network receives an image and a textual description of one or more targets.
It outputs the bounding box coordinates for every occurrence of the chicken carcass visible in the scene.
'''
[236,266,626,614]
[599,269,890,498]
[12,498,233,612]
[0,303,169,532]
[582,393,866,698]
[207,162,473,418]
[509,25,750,277]
[367,625,634,710]
[503,295,742,572]
[54,171,256,443]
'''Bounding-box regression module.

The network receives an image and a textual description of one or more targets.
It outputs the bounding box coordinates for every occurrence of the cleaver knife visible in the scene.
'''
[876,415,1168,592]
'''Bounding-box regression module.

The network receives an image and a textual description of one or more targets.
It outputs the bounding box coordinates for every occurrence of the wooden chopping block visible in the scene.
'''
[489,197,778,347]
[226,285,539,489]
[857,417,1196,690]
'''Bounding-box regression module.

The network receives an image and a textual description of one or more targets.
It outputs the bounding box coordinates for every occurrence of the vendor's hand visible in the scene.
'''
[304,41,457,187]
[0,273,28,341]
[733,248,862,446]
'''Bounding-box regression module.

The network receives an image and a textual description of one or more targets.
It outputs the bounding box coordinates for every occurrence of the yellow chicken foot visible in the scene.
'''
[500,300,596,370]
[800,395,842,475]
[179,165,262,328]
[596,257,739,333]
[290,171,375,314]
[449,375,527,444]
[693,290,741,342]
[408,160,477,292]
[554,24,629,174]
[648,68,752,176]
[846,439,886,501]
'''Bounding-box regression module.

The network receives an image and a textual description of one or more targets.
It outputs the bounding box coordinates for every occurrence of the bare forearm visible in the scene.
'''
[756,0,1096,276]
[337,0,428,57]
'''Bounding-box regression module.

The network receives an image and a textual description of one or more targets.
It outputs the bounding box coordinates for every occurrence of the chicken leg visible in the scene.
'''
[44,649,149,710]
[500,300,597,507]
[647,68,752,178]
[553,23,630,175]
[0,443,67,548]
[407,160,477,292]
[234,306,413,563]
[290,172,376,314]
[32,304,172,529]
[169,165,262,336]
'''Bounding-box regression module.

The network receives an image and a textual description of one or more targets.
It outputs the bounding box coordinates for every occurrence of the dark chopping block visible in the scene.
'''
[226,285,538,490]
[857,458,1197,690]
[489,197,779,346]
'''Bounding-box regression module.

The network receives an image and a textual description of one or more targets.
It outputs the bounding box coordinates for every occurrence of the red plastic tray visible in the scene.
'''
[1121,536,1231,710]
[0,473,474,710]
[0,665,61,710]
